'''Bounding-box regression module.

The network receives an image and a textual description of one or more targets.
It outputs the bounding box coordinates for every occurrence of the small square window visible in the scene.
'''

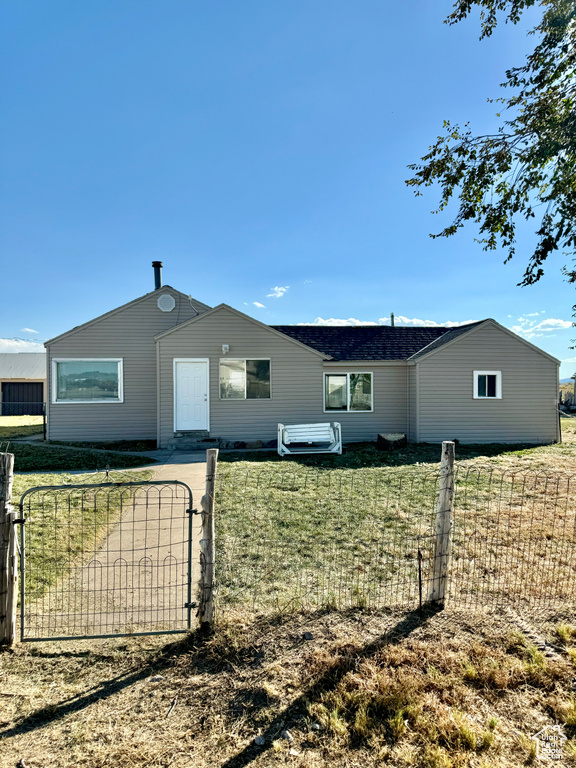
[473,371,502,399]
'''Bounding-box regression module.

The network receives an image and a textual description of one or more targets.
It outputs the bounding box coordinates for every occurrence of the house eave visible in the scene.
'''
[322,359,409,366]
[154,303,333,359]
[46,286,211,346]
[406,318,561,365]
[405,322,485,362]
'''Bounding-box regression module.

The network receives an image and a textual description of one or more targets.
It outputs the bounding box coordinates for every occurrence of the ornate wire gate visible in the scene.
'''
[17,480,195,642]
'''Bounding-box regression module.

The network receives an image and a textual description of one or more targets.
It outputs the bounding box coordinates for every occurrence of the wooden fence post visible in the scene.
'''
[0,453,17,646]
[198,448,218,630]
[427,441,455,606]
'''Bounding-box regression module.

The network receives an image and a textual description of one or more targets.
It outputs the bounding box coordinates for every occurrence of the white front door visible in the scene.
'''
[174,360,209,431]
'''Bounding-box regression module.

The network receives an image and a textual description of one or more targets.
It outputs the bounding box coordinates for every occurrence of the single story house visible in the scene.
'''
[44,265,560,447]
[0,353,47,415]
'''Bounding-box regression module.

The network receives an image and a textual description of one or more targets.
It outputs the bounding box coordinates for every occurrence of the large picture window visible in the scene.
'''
[52,359,123,403]
[473,370,502,399]
[324,372,373,412]
[220,359,270,399]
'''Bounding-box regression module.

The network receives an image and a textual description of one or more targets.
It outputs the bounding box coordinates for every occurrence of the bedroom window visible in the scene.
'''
[220,359,270,399]
[324,372,373,412]
[473,371,502,399]
[53,359,123,403]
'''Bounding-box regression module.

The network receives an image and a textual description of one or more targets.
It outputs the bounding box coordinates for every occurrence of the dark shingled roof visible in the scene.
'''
[270,322,484,361]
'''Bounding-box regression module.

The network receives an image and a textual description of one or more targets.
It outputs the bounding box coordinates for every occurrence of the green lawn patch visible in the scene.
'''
[218,439,549,471]
[215,436,575,615]
[216,461,441,612]
[3,443,157,472]
[14,468,153,602]
[48,439,158,452]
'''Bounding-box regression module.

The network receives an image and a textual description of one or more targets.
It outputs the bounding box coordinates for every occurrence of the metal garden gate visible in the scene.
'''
[17,480,196,642]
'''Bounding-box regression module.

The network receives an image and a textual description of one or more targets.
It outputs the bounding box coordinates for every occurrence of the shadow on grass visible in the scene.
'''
[0,632,205,742]
[219,440,545,471]
[220,604,443,768]
[0,606,441,750]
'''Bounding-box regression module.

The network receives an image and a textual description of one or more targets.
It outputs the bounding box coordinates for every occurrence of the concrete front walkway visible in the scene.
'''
[96,450,210,634]
[25,450,212,639]
[146,449,207,496]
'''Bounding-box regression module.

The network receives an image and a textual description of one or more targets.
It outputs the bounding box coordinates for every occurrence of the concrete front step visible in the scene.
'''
[167,437,279,451]
[173,430,210,439]
[168,437,221,451]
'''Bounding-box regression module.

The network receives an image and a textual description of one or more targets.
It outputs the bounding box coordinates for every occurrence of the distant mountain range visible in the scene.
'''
[560,377,574,384]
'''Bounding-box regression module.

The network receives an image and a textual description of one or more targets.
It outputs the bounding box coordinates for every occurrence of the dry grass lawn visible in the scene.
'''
[1,424,575,767]
[214,421,576,615]
[1,608,576,768]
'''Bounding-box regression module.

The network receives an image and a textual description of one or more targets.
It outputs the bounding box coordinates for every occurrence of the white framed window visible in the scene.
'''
[219,359,271,399]
[473,370,502,399]
[52,359,124,403]
[324,372,373,412]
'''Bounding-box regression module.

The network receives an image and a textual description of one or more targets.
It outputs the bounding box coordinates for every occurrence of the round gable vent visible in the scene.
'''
[157,293,176,312]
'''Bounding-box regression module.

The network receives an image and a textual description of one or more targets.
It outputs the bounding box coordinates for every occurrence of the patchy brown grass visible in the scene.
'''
[460,417,576,475]
[1,608,575,768]
[2,425,575,767]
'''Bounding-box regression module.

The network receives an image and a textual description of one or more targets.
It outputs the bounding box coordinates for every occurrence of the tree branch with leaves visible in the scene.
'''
[406,0,576,286]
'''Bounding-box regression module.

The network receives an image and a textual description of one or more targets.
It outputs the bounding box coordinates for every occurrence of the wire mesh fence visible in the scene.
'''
[18,480,194,641]
[14,460,575,642]
[214,465,576,619]
[0,400,44,417]
[450,468,576,614]
[215,468,441,613]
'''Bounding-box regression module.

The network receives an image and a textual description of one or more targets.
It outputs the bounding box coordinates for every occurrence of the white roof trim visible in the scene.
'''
[408,318,561,365]
[45,287,211,346]
[154,303,332,359]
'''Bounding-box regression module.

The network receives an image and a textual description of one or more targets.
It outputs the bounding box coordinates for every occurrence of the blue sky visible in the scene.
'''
[1,1,574,377]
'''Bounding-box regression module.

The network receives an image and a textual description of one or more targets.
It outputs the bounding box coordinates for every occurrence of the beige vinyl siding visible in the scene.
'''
[46,290,202,441]
[323,363,407,442]
[157,307,409,445]
[417,324,558,444]
[407,366,417,442]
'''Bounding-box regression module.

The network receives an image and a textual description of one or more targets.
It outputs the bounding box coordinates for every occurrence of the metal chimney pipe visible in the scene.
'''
[390,312,395,327]
[152,261,163,290]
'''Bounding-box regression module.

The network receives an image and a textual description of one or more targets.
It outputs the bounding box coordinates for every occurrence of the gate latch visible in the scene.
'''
[186,508,200,516]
